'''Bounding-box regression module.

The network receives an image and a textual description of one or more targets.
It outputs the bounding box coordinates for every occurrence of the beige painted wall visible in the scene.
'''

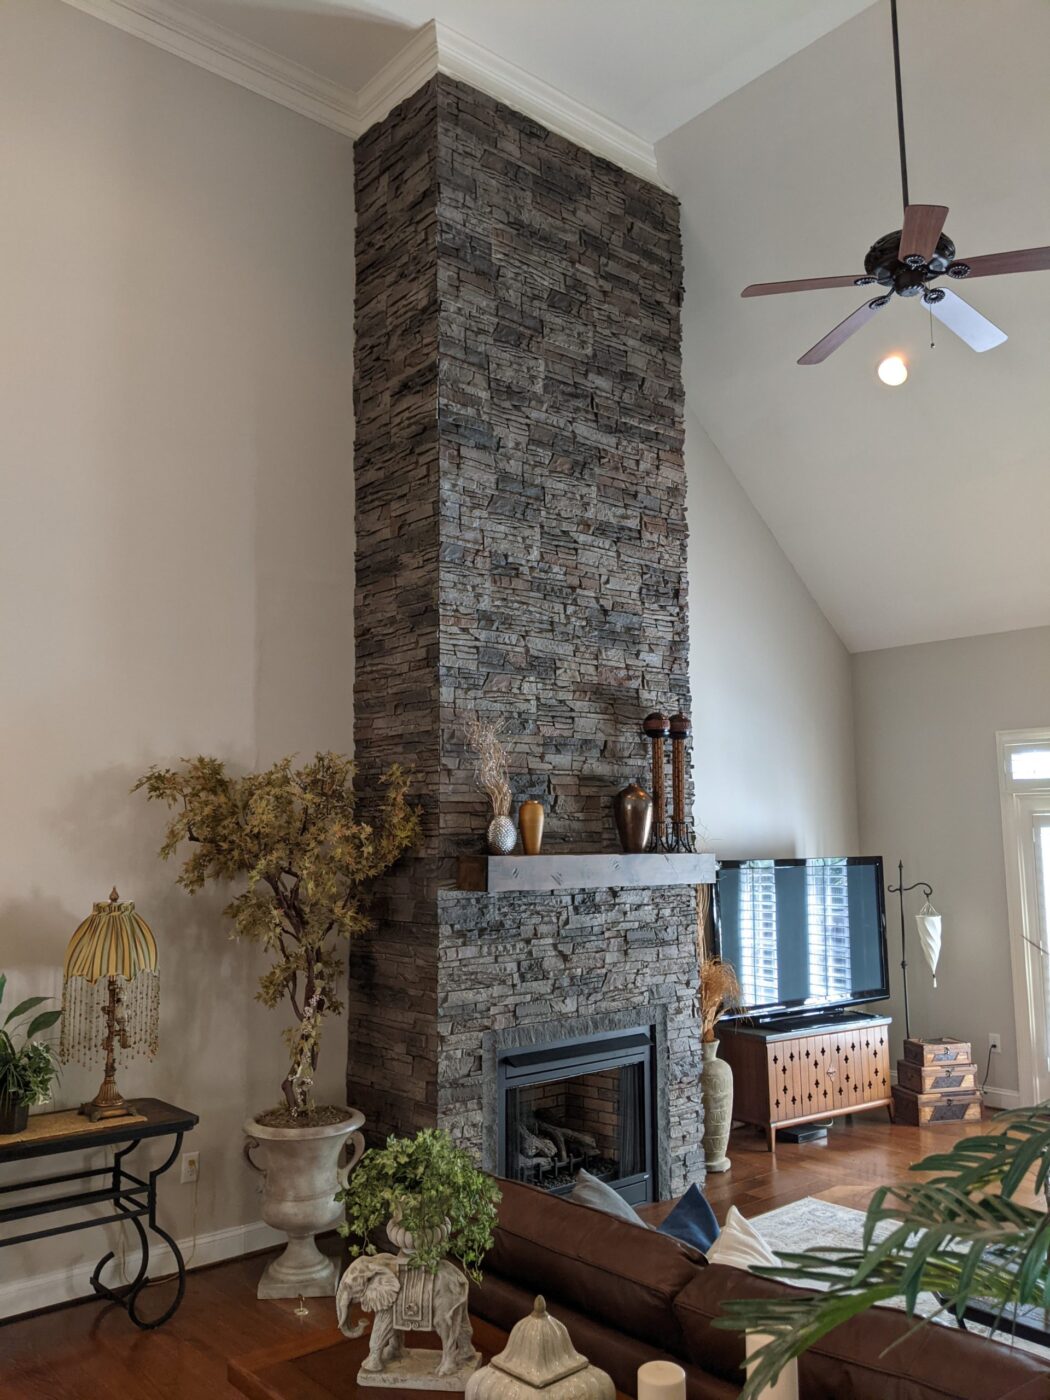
[686,409,859,858]
[0,0,355,1303]
[852,625,1050,1098]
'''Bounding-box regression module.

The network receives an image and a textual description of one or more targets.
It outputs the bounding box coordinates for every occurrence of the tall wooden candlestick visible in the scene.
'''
[642,712,670,851]
[669,711,693,852]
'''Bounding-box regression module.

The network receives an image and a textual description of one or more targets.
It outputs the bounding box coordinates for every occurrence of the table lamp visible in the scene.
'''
[60,888,159,1121]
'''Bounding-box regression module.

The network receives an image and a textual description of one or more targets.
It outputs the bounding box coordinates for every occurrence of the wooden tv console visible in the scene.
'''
[718,1013,893,1152]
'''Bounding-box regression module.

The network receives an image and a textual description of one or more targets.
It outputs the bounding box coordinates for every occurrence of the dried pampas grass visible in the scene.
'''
[696,884,741,1041]
[699,957,742,1042]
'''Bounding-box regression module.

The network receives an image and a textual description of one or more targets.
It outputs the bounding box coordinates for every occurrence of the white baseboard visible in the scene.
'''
[0,1218,283,1321]
[981,1085,1021,1109]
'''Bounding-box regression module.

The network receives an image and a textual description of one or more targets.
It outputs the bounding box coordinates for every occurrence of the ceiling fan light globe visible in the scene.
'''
[877,355,908,386]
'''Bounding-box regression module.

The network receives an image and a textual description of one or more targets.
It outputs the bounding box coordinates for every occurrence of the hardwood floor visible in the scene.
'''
[0,1115,1005,1399]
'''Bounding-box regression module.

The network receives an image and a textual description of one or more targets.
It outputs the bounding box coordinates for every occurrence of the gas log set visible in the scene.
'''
[514,1115,619,1190]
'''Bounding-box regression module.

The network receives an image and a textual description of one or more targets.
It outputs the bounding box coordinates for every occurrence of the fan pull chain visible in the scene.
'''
[929,304,935,349]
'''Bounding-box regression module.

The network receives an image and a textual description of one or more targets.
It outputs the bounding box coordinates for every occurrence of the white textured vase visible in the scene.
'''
[700,1040,733,1174]
[244,1108,365,1299]
[487,815,517,854]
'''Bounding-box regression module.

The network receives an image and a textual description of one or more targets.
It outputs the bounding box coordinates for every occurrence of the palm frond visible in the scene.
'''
[717,1103,1050,1400]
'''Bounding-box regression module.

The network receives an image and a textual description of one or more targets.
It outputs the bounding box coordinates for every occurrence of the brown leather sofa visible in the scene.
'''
[469,1180,1050,1400]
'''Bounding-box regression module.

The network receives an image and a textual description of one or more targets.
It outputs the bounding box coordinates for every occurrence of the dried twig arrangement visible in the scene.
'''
[464,716,512,819]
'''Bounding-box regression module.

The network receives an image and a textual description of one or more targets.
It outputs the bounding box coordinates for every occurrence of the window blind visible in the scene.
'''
[806,859,853,1001]
[736,861,779,1006]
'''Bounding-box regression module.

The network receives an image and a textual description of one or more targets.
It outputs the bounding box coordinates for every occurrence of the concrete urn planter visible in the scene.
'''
[244,1107,365,1299]
[700,1041,733,1174]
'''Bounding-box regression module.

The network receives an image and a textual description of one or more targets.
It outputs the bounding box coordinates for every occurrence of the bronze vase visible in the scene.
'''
[518,800,544,855]
[614,784,653,854]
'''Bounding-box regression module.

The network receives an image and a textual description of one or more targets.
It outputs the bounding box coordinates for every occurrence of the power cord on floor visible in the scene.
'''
[117,1149,199,1288]
[981,1042,995,1093]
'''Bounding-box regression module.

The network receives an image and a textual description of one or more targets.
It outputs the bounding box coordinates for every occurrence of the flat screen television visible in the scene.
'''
[714,857,889,1023]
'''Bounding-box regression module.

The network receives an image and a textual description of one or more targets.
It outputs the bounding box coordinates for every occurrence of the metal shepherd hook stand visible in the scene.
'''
[887,860,932,1041]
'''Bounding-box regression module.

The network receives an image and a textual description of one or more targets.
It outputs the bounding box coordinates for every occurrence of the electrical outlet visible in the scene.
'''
[989,1032,1002,1055]
[180,1151,200,1185]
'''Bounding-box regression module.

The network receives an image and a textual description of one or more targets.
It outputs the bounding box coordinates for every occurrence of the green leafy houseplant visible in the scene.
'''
[720,1103,1050,1400]
[0,974,62,1130]
[337,1129,501,1282]
[134,752,420,1121]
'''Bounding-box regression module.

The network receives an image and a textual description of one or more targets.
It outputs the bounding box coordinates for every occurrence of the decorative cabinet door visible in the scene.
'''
[767,1024,890,1124]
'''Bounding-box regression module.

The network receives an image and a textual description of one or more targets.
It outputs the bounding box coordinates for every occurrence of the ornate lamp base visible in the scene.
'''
[80,1071,135,1122]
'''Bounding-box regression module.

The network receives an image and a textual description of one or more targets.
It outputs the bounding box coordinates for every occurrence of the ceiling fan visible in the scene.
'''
[742,0,1050,365]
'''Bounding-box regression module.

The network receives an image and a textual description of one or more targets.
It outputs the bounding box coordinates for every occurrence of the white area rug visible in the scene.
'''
[750,1195,1049,1359]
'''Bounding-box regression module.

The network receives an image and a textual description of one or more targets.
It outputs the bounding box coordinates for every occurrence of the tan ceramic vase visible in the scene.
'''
[701,1040,733,1173]
[518,800,545,855]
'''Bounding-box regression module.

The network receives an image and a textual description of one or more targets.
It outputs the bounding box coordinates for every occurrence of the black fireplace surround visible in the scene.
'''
[495,1025,657,1206]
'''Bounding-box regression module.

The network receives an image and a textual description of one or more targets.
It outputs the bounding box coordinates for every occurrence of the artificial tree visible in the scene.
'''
[135,752,420,1121]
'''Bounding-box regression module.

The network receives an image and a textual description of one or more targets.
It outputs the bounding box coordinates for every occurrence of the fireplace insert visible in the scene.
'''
[495,1026,655,1206]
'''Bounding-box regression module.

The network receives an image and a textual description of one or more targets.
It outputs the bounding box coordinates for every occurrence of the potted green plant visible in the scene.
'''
[337,1128,501,1278]
[135,751,420,1297]
[335,1130,501,1383]
[0,974,62,1134]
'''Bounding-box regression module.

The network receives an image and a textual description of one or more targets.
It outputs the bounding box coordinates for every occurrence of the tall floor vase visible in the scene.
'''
[701,1039,733,1173]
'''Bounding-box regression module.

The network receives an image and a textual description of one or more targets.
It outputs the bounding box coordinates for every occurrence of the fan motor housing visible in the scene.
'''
[864,229,956,296]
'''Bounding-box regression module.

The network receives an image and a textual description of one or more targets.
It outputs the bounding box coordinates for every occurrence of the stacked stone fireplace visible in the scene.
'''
[349,75,704,1196]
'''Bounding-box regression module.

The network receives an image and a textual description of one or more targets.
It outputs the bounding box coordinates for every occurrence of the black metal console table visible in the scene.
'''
[0,1097,198,1329]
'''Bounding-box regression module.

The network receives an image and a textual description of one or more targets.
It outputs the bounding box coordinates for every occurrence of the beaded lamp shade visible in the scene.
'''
[60,888,159,1121]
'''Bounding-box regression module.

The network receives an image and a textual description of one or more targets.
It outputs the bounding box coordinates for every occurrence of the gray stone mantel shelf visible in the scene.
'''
[456,852,718,894]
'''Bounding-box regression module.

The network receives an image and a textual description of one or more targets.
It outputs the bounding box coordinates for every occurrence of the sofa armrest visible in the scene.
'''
[673,1266,1050,1400]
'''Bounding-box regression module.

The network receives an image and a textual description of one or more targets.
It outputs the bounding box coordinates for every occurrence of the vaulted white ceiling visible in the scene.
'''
[659,0,1050,651]
[68,0,1050,652]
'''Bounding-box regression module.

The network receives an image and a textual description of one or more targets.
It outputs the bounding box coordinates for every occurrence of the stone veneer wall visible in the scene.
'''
[351,75,703,1192]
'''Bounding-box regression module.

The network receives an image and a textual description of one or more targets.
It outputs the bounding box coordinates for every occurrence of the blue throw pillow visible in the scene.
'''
[656,1183,721,1254]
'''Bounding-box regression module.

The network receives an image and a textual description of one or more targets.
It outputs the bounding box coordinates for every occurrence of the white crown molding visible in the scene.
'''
[356,21,662,187]
[436,24,662,187]
[58,0,360,136]
[58,2,662,185]
[354,19,441,136]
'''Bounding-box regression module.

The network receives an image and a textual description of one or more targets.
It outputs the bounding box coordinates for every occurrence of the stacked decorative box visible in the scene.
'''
[892,1038,982,1124]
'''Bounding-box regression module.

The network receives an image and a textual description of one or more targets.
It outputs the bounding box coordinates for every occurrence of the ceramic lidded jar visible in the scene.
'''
[465,1296,614,1400]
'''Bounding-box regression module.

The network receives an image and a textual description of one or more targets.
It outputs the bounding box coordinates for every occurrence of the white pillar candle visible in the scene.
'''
[745,1333,799,1400]
[637,1360,686,1400]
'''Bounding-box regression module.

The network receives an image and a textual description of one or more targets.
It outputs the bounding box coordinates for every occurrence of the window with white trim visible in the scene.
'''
[998,730,1050,1103]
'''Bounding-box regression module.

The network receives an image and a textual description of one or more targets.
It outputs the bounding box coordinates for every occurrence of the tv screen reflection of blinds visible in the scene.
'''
[715,857,889,1018]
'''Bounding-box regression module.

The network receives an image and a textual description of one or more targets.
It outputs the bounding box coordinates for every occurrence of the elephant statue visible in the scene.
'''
[336,1252,479,1381]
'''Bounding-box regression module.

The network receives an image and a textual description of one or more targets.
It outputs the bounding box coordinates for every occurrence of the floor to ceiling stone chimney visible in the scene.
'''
[349,75,703,1194]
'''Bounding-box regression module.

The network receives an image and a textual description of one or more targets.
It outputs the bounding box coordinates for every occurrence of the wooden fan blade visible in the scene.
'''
[926,288,1007,352]
[948,246,1050,280]
[798,298,888,365]
[742,274,871,297]
[899,204,949,263]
